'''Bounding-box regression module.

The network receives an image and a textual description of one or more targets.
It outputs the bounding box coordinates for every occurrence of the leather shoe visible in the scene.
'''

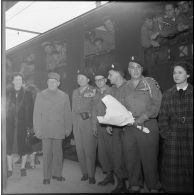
[98,174,115,185]
[21,168,27,177]
[57,176,65,181]
[43,179,50,184]
[89,177,96,184]
[111,178,127,193]
[81,174,88,181]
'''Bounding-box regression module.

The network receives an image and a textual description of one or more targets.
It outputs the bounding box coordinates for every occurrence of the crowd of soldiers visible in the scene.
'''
[141,1,193,48]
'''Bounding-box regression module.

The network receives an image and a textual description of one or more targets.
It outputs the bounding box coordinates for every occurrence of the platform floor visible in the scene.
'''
[3,155,118,194]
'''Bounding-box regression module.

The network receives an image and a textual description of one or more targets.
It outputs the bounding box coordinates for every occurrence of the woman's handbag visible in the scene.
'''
[25,128,41,146]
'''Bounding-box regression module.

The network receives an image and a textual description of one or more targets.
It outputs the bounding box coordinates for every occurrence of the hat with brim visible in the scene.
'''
[48,72,60,82]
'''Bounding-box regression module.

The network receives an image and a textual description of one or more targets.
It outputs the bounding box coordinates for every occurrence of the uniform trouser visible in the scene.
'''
[73,117,97,178]
[112,127,127,179]
[122,119,159,190]
[42,138,63,179]
[97,124,113,173]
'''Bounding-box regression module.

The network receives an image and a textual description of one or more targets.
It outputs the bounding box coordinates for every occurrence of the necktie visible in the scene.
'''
[178,89,184,98]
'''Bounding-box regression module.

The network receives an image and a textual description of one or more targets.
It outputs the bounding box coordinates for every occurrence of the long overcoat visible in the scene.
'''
[6,86,34,155]
[158,84,193,192]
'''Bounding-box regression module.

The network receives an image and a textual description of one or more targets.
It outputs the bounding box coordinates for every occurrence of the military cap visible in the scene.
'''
[129,56,142,67]
[108,63,124,77]
[41,41,51,47]
[93,65,108,78]
[48,72,60,82]
[77,68,92,79]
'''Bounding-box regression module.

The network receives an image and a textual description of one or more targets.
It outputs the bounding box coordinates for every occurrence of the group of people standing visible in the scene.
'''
[6,56,193,193]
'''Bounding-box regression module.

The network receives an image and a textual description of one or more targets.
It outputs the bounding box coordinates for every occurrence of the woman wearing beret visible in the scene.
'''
[6,72,34,177]
[72,69,97,184]
[158,61,193,193]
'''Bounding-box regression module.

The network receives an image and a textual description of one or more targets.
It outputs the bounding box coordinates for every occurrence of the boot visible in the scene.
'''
[98,172,115,186]
[111,178,127,193]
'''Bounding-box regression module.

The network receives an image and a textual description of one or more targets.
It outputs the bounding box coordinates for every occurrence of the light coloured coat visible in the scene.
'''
[33,88,72,139]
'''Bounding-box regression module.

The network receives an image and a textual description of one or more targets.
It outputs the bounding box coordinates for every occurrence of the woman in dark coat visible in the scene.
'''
[6,72,34,177]
[158,61,193,193]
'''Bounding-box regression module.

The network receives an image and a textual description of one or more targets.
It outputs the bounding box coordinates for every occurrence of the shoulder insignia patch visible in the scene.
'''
[148,77,160,89]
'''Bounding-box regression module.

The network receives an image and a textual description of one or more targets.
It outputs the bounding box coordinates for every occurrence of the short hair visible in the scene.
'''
[11,72,24,81]
[172,61,193,75]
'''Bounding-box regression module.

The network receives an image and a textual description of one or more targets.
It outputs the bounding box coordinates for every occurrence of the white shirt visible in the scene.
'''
[176,84,188,91]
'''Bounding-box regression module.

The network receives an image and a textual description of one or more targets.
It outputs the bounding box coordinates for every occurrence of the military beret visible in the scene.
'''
[129,56,142,67]
[41,41,51,47]
[77,68,92,79]
[48,72,60,82]
[93,65,108,78]
[108,63,124,77]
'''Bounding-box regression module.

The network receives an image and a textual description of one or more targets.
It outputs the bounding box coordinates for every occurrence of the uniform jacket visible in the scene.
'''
[33,88,72,139]
[159,16,178,37]
[124,76,162,119]
[72,85,96,132]
[6,86,34,155]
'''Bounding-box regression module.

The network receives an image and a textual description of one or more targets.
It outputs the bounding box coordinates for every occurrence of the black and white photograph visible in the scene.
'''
[2,1,194,194]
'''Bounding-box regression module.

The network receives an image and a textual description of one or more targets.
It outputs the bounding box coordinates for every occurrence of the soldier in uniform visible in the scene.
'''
[156,4,178,39]
[72,69,97,184]
[176,1,193,32]
[92,68,115,186]
[107,63,128,193]
[122,56,162,192]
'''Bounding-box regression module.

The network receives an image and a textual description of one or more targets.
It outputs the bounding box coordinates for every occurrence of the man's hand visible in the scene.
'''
[106,126,113,135]
[135,114,148,125]
[93,129,98,137]
[35,131,42,139]
[151,40,160,47]
[151,32,159,40]
[65,130,71,137]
